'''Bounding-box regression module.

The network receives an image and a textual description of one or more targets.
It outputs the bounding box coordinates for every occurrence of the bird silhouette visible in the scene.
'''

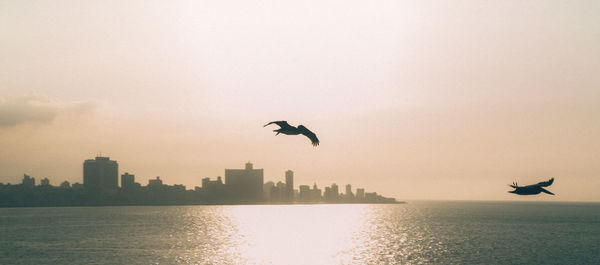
[508,178,555,195]
[264,121,319,146]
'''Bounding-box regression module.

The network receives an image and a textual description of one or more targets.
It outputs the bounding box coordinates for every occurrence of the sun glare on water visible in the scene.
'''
[223,204,371,264]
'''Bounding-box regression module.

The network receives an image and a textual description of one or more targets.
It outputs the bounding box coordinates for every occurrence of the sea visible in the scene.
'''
[1,201,599,265]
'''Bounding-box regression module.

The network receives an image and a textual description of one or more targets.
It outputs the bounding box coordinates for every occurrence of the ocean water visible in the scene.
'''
[1,201,599,265]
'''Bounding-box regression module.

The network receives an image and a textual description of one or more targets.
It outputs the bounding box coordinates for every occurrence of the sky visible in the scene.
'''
[1,0,599,201]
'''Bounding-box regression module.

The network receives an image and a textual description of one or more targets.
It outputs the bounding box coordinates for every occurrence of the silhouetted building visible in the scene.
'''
[356,188,365,201]
[201,176,225,202]
[311,183,322,201]
[202,176,223,189]
[285,170,294,202]
[83,156,118,192]
[343,184,354,201]
[202,176,223,192]
[270,186,281,202]
[345,184,353,197]
[263,181,275,201]
[299,185,311,202]
[267,181,286,202]
[148,176,163,187]
[72,182,83,189]
[365,192,378,202]
[40,178,50,186]
[276,181,286,201]
[331,183,339,201]
[22,174,35,188]
[225,162,264,203]
[121,172,135,190]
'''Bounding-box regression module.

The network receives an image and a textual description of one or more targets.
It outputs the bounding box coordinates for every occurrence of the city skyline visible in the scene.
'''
[0,157,389,199]
[0,158,397,206]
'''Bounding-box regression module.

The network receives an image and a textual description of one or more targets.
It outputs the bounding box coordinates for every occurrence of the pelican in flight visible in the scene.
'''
[264,121,319,146]
[508,178,555,195]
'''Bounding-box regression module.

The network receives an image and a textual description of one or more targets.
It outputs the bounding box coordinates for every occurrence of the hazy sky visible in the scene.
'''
[1,0,599,201]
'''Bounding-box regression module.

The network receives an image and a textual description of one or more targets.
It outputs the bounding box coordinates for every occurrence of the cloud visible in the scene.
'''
[0,95,96,127]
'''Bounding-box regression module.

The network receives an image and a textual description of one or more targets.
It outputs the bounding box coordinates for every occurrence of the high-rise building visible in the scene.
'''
[285,170,294,202]
[225,162,264,202]
[121,172,135,190]
[275,181,287,202]
[344,184,354,201]
[84,156,118,191]
[331,183,339,201]
[356,188,365,201]
[324,187,331,201]
[345,184,353,196]
[311,183,322,202]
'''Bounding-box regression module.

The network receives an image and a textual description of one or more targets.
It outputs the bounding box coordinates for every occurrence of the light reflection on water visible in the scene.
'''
[225,204,370,265]
[1,202,599,264]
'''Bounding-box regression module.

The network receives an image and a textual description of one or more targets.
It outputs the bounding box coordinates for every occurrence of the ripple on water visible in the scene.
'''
[1,202,599,264]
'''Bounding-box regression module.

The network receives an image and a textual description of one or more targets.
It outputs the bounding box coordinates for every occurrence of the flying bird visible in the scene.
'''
[264,120,319,146]
[508,178,555,195]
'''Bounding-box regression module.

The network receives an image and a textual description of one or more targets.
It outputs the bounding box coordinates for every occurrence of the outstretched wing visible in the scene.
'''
[535,178,554,187]
[539,187,555,195]
[264,121,292,129]
[298,125,319,146]
[522,178,554,188]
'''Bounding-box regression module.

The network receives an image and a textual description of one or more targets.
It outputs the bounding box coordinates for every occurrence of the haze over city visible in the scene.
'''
[1,0,599,201]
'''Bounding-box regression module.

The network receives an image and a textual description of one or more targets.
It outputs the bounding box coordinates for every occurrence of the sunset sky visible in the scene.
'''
[1,0,599,201]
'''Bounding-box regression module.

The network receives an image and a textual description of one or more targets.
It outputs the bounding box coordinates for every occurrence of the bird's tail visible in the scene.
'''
[540,187,555,195]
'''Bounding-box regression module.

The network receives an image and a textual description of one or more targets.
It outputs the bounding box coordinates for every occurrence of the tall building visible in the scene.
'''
[356,188,365,201]
[83,156,118,191]
[331,183,339,201]
[121,172,135,190]
[324,187,331,201]
[311,183,322,202]
[285,170,294,202]
[225,162,264,202]
[273,181,286,202]
[344,184,354,201]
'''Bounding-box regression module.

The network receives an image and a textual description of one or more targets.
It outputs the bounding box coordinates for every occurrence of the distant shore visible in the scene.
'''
[0,201,406,208]
[1,202,406,208]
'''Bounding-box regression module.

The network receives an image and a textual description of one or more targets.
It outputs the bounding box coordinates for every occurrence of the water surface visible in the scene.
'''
[1,201,599,264]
